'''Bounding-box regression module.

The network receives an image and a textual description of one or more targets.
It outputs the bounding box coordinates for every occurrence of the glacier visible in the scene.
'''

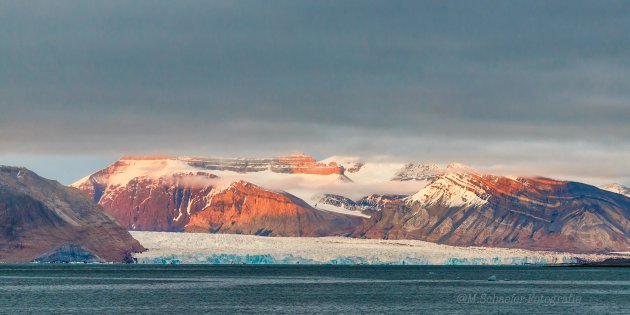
[131,231,621,265]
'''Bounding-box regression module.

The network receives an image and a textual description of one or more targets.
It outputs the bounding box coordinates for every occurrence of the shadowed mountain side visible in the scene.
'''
[0,166,144,263]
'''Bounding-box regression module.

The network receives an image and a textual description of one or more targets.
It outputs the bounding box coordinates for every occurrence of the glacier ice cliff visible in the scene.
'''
[131,232,616,265]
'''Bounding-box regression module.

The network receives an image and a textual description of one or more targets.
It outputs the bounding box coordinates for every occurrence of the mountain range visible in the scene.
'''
[355,172,630,253]
[71,154,630,254]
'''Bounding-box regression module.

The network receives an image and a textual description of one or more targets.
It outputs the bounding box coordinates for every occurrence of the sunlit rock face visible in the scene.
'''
[73,157,362,235]
[355,172,630,254]
[73,157,221,231]
[186,181,363,236]
[183,153,342,175]
[99,173,220,232]
[71,155,441,232]
[271,154,343,175]
[0,166,144,263]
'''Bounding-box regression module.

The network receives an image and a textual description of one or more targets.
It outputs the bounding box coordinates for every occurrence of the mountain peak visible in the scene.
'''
[406,172,489,208]
[0,165,33,178]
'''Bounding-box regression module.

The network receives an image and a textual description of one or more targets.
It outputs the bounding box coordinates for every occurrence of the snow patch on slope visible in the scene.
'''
[71,158,199,188]
[314,203,371,218]
[311,194,370,218]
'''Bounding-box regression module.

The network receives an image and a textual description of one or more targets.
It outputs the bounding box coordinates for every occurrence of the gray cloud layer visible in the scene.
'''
[1,1,629,184]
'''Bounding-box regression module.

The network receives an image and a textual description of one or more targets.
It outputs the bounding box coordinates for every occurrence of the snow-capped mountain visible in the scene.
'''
[0,166,143,263]
[72,154,630,254]
[72,156,364,235]
[355,171,630,253]
[600,183,630,197]
[72,154,436,223]
[406,172,490,208]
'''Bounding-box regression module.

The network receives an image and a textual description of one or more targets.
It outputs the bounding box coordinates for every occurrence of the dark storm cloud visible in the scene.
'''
[1,0,629,184]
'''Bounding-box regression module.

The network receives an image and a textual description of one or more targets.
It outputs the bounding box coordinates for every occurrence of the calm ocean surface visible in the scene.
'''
[0,265,627,314]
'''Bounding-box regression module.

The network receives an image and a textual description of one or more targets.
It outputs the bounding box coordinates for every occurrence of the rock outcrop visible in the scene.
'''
[0,166,144,263]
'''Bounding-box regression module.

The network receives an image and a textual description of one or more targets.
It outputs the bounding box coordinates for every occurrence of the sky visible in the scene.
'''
[1,0,629,185]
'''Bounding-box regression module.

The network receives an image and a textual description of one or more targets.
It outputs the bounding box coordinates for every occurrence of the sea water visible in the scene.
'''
[0,265,627,314]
